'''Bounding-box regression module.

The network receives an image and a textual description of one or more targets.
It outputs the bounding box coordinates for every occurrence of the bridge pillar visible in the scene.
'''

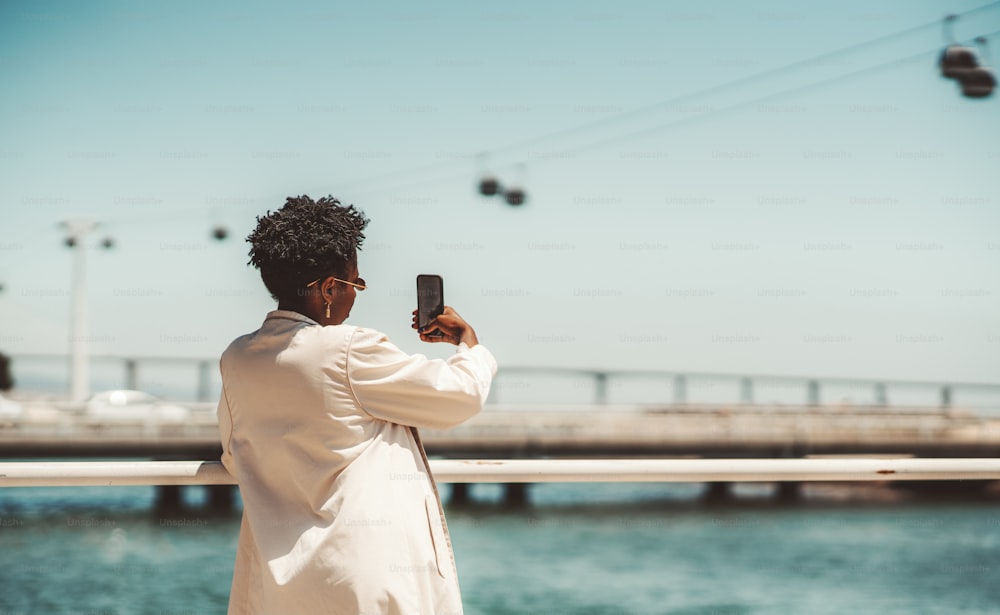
[125,359,138,391]
[940,385,952,408]
[208,485,236,513]
[875,382,888,406]
[449,483,470,505]
[594,372,608,405]
[155,485,182,513]
[702,481,731,504]
[673,375,687,404]
[503,483,529,507]
[776,481,802,503]
[807,380,820,405]
[740,377,753,404]
[197,361,212,402]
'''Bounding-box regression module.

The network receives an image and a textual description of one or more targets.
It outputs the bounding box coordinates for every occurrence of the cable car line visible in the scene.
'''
[331,2,1000,195]
[319,31,1000,201]
[549,31,1000,158]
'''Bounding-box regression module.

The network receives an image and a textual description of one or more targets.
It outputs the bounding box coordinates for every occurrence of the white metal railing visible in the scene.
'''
[11,353,1000,411]
[1,458,1000,488]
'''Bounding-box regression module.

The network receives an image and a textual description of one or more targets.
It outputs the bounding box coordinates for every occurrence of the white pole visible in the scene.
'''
[63,220,97,403]
[2,458,1000,488]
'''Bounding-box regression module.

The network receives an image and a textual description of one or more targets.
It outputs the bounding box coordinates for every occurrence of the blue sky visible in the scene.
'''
[1,0,998,399]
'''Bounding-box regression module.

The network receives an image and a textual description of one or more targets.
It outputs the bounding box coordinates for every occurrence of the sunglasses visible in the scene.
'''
[306,277,367,291]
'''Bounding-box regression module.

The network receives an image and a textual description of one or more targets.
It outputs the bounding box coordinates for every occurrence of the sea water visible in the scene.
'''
[1,482,998,615]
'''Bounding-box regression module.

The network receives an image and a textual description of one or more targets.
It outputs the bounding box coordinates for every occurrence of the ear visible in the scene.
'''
[321,277,338,301]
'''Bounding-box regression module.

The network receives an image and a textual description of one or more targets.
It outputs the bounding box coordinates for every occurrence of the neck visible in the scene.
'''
[277,301,338,326]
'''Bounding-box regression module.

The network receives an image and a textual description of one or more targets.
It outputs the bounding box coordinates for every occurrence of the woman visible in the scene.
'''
[217,195,496,614]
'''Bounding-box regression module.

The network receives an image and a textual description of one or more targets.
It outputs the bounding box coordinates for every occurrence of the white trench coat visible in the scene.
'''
[217,310,497,615]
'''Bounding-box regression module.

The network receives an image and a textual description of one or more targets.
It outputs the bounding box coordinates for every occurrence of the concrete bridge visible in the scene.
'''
[3,400,999,509]
[2,402,998,460]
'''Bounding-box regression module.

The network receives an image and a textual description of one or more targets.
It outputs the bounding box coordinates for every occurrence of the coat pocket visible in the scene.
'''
[423,496,448,578]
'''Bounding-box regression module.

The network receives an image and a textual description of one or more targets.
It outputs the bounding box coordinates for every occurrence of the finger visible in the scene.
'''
[420,331,447,343]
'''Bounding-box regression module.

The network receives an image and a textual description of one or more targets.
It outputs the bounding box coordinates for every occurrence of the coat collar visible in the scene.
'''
[265,309,319,326]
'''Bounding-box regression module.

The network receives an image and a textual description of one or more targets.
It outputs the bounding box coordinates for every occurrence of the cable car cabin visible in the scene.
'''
[939,45,979,79]
[959,67,996,98]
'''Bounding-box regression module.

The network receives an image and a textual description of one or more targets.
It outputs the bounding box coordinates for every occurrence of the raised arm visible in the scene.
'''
[346,327,497,430]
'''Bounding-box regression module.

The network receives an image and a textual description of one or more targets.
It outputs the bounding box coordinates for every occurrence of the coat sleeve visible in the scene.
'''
[344,327,498,430]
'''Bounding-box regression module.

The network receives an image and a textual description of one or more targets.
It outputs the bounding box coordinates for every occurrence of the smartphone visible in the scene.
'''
[416,274,445,334]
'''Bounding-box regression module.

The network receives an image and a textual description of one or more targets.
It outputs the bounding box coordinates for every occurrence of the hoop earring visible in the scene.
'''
[325,302,331,319]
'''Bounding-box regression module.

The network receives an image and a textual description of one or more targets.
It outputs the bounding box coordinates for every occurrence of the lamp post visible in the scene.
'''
[61,220,100,403]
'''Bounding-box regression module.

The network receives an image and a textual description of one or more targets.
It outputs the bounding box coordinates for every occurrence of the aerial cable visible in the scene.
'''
[332,2,1000,194]
[339,30,1000,200]
[544,31,1000,158]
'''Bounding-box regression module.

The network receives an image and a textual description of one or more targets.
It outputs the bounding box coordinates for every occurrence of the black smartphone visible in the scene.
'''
[416,274,444,334]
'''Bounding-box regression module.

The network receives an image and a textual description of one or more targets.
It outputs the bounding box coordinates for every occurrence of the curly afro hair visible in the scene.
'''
[246,195,370,305]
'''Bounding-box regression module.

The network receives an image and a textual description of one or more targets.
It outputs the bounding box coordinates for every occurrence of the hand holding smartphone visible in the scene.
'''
[412,274,480,347]
[416,274,445,337]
